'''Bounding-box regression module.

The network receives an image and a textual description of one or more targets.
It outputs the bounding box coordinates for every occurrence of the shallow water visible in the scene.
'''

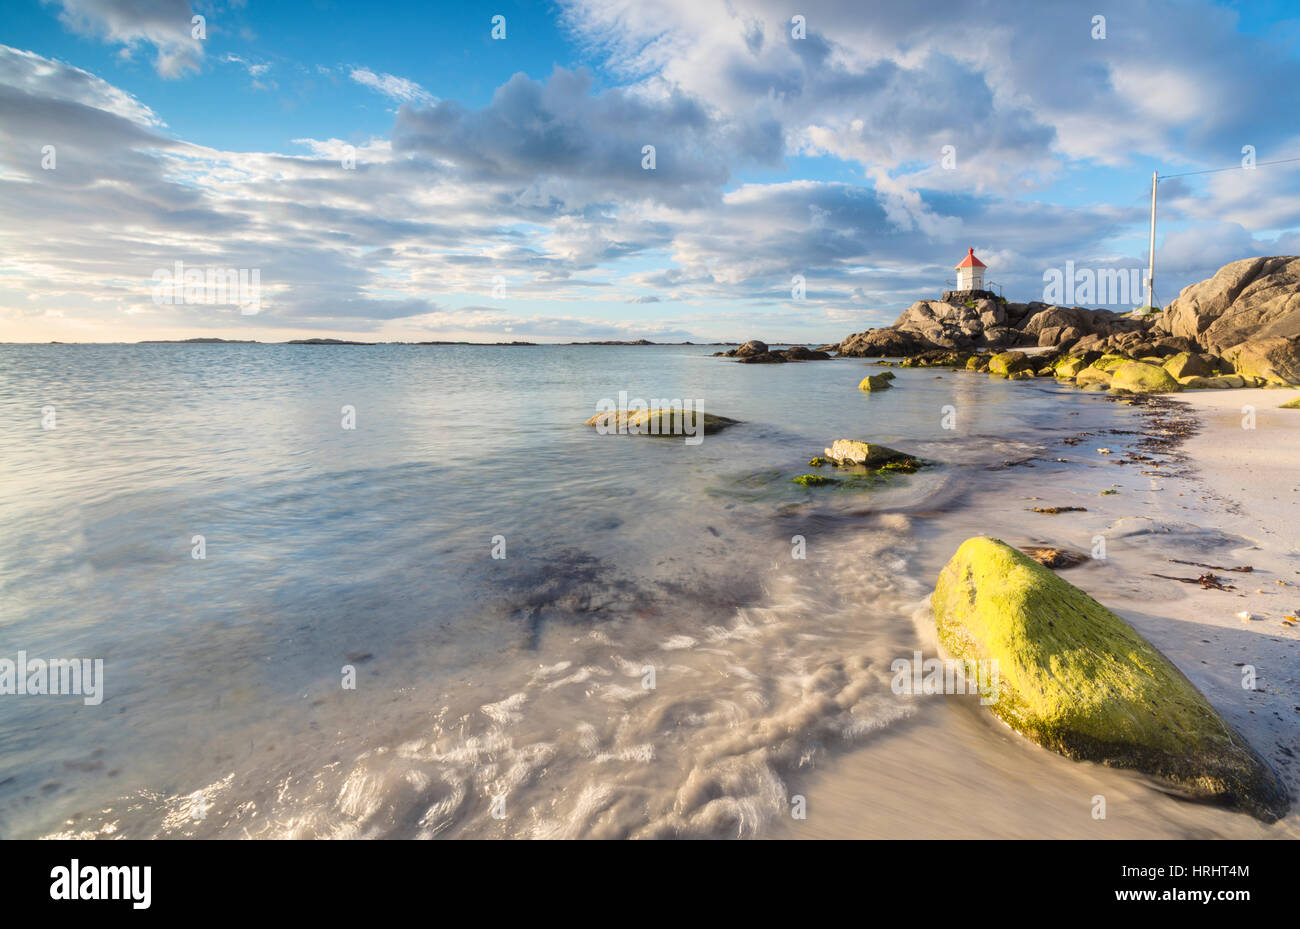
[0,344,1285,838]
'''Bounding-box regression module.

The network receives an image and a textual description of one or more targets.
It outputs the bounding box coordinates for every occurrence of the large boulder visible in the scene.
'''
[1156,256,1300,352]
[1224,336,1300,385]
[1162,351,1214,379]
[1110,361,1183,393]
[735,339,768,357]
[932,537,1289,821]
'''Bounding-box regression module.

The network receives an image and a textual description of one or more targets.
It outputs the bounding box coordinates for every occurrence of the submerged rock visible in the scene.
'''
[932,537,1289,821]
[792,474,837,486]
[1280,396,1300,409]
[858,373,894,391]
[585,409,740,435]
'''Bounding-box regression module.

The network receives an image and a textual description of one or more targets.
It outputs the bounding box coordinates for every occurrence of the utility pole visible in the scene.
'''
[1141,171,1159,314]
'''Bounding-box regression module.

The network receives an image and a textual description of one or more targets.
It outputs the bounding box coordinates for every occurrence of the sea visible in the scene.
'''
[0,343,1286,838]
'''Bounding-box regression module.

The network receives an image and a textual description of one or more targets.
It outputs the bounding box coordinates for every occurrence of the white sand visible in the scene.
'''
[778,386,1300,839]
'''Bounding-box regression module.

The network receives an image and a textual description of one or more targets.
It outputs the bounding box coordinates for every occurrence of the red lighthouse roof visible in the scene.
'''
[955,247,986,269]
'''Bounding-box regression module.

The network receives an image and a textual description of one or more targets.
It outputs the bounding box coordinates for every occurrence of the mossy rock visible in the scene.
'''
[792,473,837,487]
[1163,351,1213,380]
[858,373,894,391]
[1280,396,1300,409]
[988,351,1031,376]
[1054,356,1087,379]
[1177,375,1215,390]
[1091,353,1130,372]
[933,537,1289,821]
[823,439,913,467]
[808,456,829,466]
[1110,361,1182,394]
[965,355,983,371]
[1074,367,1113,390]
[879,370,896,380]
[585,408,740,435]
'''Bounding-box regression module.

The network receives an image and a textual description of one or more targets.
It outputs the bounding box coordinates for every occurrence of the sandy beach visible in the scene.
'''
[778,385,1300,839]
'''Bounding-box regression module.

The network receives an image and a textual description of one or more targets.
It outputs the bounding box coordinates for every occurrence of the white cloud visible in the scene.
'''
[349,67,435,105]
[49,0,205,78]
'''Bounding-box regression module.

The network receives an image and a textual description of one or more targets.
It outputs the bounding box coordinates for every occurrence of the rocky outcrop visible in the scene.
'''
[1156,256,1300,353]
[831,256,1299,386]
[836,327,938,357]
[1223,336,1300,385]
[933,537,1290,821]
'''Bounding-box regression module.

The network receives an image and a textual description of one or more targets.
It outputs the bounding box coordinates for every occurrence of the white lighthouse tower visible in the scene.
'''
[954,247,986,292]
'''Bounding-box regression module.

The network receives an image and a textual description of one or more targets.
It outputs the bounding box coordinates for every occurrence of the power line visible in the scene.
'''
[1158,156,1300,180]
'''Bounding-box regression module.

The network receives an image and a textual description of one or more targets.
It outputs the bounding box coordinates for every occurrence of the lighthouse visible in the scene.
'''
[954,247,986,291]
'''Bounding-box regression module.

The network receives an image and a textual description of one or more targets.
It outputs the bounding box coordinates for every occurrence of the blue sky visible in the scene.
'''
[2,0,1299,342]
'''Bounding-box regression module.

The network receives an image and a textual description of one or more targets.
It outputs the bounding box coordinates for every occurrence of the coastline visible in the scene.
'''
[776,383,1300,839]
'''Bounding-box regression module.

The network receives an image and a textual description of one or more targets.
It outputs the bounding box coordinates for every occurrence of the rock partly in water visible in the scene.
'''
[933,537,1289,822]
[858,373,894,391]
[585,408,740,435]
[823,439,913,467]
[1280,396,1300,409]
[1074,367,1113,390]
[1109,361,1183,394]
[736,339,768,356]
[987,351,1032,376]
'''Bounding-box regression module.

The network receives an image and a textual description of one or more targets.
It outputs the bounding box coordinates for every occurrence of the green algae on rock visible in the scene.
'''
[792,473,837,486]
[988,351,1031,376]
[1110,361,1183,394]
[1280,396,1300,409]
[858,373,894,391]
[585,408,740,435]
[932,537,1289,822]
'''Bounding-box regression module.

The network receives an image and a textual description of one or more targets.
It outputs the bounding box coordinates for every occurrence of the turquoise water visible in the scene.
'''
[0,344,1135,838]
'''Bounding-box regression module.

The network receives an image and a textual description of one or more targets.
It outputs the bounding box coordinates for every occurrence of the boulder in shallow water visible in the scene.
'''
[987,351,1031,375]
[823,439,913,467]
[858,373,894,391]
[735,339,768,356]
[585,408,740,435]
[933,537,1289,821]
